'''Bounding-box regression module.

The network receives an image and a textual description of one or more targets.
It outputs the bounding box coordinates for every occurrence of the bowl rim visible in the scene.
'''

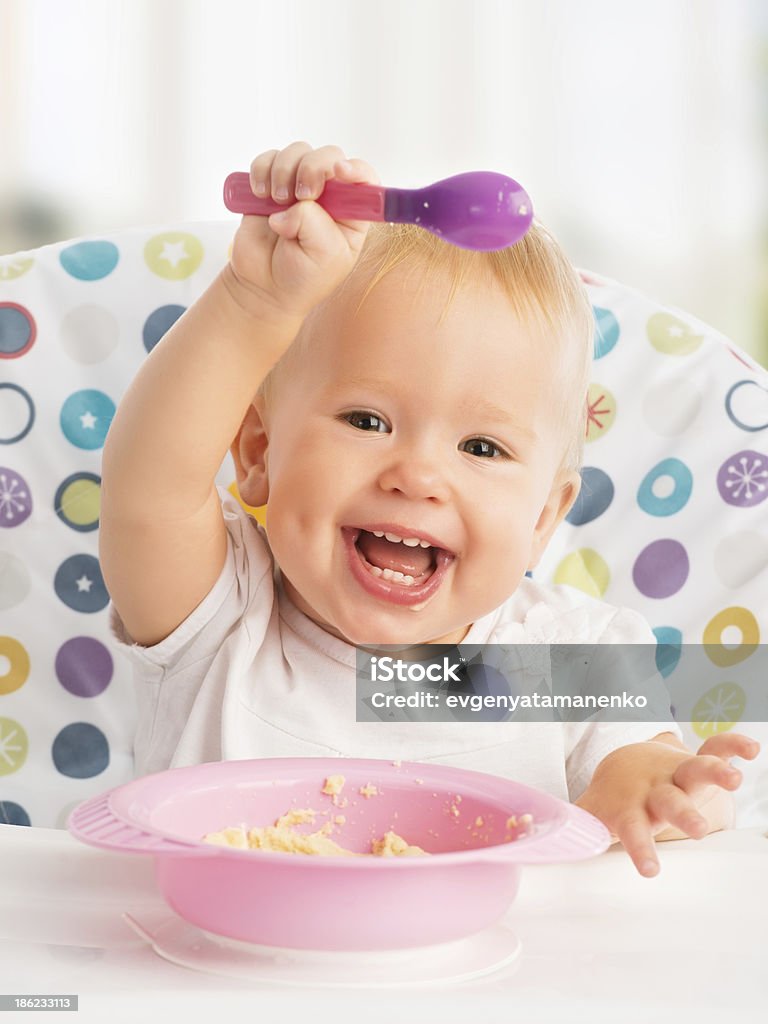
[97,756,578,868]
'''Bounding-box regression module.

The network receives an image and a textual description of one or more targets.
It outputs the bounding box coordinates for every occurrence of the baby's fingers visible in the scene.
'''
[293,149,380,201]
[330,157,381,187]
[673,753,742,794]
[646,783,708,839]
[250,142,311,202]
[614,815,659,877]
[289,144,353,199]
[696,732,760,762]
[280,145,382,202]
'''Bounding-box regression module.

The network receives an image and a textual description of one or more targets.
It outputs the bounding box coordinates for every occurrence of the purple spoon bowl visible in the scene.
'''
[223,170,533,252]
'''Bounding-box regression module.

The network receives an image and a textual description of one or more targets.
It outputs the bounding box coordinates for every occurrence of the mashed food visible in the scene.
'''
[200,774,536,857]
[203,776,429,857]
[371,831,427,857]
[203,808,428,857]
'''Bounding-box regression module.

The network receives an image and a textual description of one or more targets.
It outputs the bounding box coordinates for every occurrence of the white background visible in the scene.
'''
[1,0,766,362]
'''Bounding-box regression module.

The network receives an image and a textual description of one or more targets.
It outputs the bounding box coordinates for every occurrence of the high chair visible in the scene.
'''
[0,223,766,827]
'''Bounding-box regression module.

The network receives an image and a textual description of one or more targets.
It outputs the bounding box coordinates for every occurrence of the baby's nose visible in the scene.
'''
[376,450,451,502]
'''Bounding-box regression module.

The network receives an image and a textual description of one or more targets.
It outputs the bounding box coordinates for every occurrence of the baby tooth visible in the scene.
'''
[391,571,405,581]
[366,528,434,549]
[403,575,415,585]
[382,569,395,580]
[369,566,383,577]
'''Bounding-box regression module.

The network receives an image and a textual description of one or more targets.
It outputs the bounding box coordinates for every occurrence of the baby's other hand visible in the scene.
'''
[228,141,381,323]
[575,731,760,877]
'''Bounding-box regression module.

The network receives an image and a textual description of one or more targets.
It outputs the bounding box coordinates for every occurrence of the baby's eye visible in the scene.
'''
[342,411,390,433]
[460,437,508,459]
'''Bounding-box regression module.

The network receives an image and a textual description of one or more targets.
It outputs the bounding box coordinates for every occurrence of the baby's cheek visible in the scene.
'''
[460,554,524,618]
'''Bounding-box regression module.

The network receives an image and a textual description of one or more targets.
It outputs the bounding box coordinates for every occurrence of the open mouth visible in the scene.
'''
[341,527,456,607]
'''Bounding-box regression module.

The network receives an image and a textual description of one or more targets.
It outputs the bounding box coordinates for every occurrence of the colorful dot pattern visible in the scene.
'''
[537,281,768,824]
[0,229,766,827]
[0,225,238,826]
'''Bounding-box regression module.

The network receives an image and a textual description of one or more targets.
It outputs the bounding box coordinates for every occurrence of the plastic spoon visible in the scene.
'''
[223,170,533,251]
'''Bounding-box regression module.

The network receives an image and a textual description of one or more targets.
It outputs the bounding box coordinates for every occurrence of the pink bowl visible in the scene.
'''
[69,757,609,951]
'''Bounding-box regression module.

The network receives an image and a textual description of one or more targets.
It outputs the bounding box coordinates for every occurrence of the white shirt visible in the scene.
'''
[110,488,680,801]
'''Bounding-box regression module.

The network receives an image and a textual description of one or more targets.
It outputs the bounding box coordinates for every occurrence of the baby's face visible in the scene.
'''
[242,263,579,647]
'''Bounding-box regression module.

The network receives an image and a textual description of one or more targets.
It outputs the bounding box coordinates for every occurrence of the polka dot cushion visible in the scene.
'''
[535,270,768,826]
[0,223,237,827]
[1,225,766,827]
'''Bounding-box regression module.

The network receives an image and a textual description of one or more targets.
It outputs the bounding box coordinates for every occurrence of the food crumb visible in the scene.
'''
[322,774,345,796]
[279,808,316,826]
[359,783,379,798]
[334,815,346,825]
[475,816,484,827]
[371,831,428,857]
[322,776,349,807]
[414,778,424,785]
[202,825,249,849]
[506,812,535,836]
[392,760,402,767]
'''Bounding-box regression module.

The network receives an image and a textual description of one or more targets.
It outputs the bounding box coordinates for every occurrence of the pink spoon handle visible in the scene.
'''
[224,172,386,222]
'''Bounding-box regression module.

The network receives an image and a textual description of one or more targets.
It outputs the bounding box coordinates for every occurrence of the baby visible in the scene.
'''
[100,141,758,877]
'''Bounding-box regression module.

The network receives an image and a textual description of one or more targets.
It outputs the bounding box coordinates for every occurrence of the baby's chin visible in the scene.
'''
[280,571,470,648]
[322,612,470,649]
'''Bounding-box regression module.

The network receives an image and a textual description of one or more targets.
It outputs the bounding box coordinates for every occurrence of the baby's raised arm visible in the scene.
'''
[100,142,380,646]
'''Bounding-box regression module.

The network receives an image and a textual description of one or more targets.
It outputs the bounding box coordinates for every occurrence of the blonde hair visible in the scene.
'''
[258,219,593,470]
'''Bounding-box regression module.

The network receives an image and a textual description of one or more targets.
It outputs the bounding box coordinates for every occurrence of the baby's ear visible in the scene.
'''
[230,399,270,507]
[527,470,581,571]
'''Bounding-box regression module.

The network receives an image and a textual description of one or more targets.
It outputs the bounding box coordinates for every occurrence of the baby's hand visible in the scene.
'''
[228,141,381,323]
[575,731,760,877]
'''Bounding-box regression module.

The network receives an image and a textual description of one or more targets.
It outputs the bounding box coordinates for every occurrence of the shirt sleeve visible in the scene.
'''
[107,486,274,681]
[108,488,276,776]
[564,605,683,801]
